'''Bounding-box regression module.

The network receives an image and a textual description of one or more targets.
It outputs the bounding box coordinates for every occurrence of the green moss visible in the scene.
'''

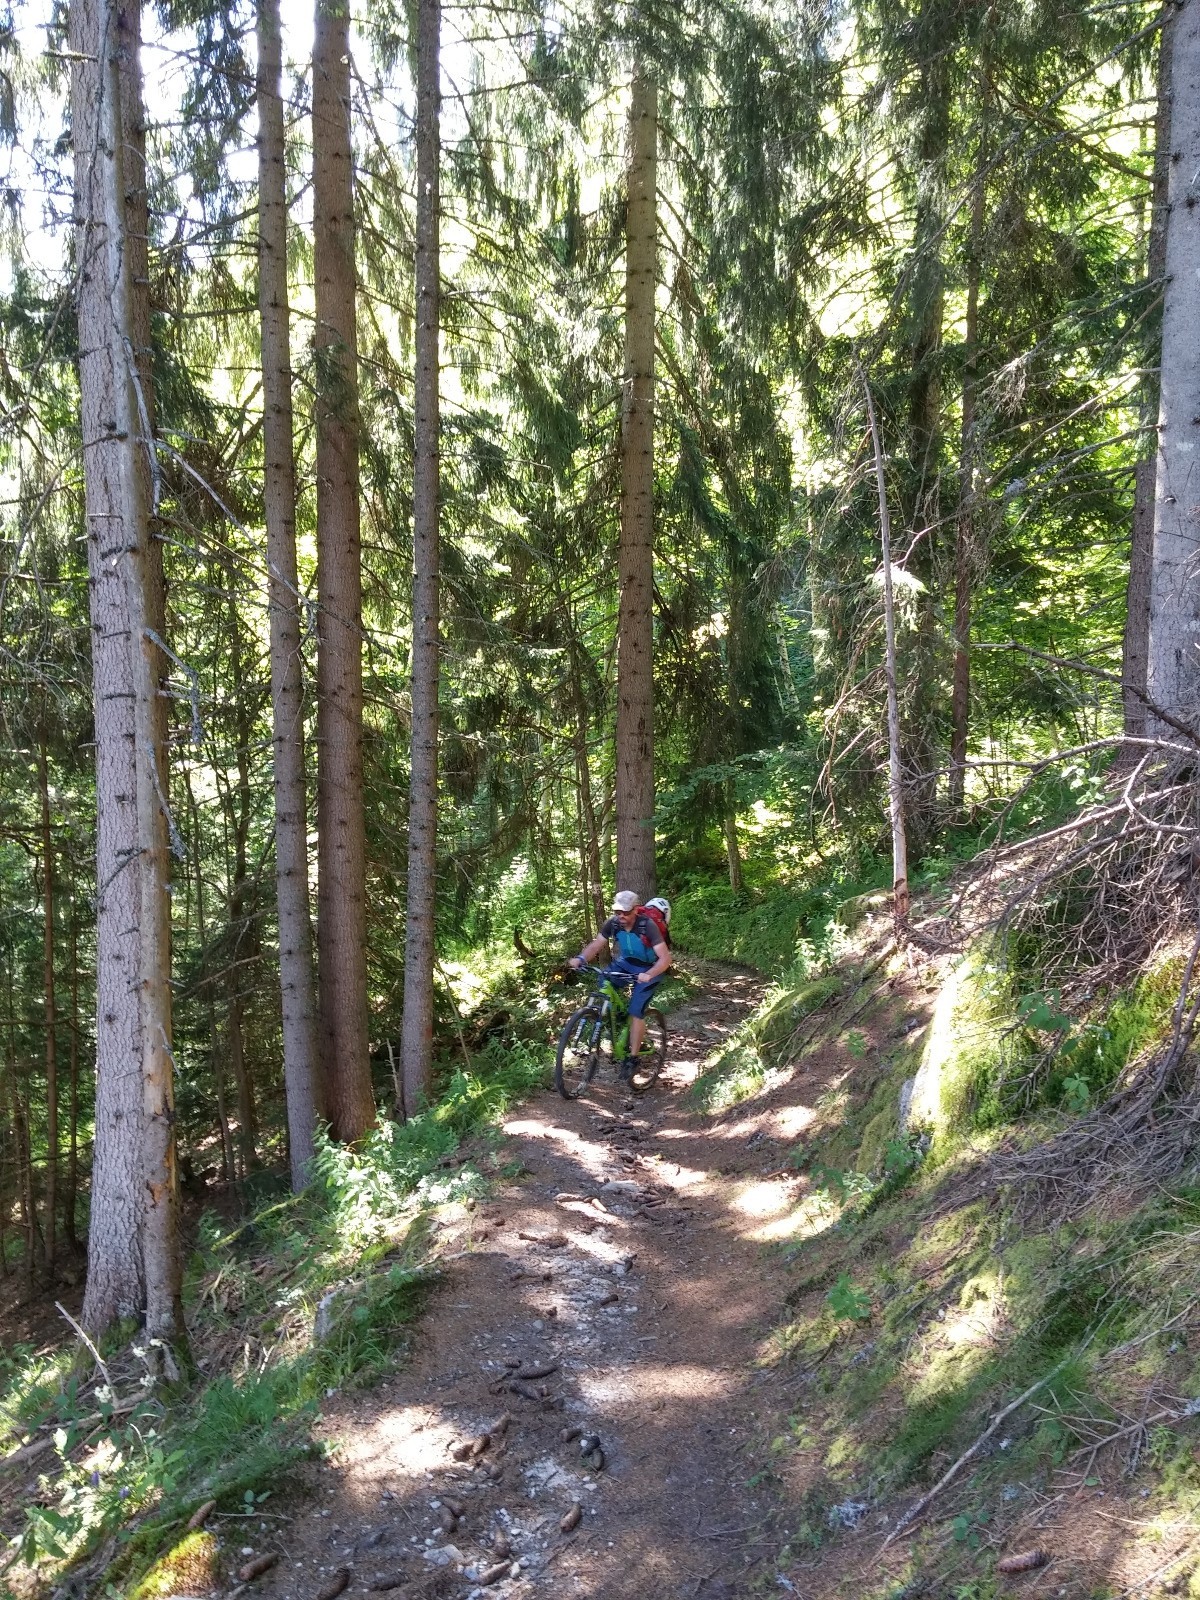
[689,1039,769,1112]
[127,1531,221,1600]
[857,1107,898,1176]
[754,974,843,1053]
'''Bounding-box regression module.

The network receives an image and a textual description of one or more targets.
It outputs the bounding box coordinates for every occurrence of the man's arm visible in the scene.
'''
[636,940,672,983]
[570,932,610,969]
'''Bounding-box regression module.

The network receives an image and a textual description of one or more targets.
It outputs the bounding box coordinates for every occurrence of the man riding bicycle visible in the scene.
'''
[569,890,672,1064]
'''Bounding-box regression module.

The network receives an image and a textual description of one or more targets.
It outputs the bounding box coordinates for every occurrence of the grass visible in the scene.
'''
[699,878,1200,1598]
[1,1031,554,1595]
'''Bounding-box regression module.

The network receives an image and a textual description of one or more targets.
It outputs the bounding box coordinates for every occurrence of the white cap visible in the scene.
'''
[610,890,638,913]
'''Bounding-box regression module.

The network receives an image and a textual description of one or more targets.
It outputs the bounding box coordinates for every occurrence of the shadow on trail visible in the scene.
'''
[253,968,799,1600]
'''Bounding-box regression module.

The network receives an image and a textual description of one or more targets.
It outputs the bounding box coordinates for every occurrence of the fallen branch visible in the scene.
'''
[882,1357,1074,1547]
[1,1394,143,1474]
[56,1300,120,1405]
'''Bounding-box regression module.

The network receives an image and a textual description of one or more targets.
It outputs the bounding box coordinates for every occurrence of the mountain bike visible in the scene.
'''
[554,964,667,1099]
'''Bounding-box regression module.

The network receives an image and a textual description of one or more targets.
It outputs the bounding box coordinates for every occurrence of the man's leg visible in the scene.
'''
[627,976,660,1056]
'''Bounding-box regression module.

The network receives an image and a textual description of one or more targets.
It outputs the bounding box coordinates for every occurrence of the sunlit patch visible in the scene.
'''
[328,1400,461,1487]
[641,1154,710,1192]
[579,1362,737,1407]
[904,1288,1005,1404]
[733,1180,792,1219]
[773,1105,816,1139]
[664,1059,702,1085]
[128,1531,219,1600]
[500,1117,611,1179]
[748,1210,814,1243]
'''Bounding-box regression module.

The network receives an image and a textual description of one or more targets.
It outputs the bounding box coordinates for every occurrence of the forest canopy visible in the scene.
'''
[0,0,1184,1343]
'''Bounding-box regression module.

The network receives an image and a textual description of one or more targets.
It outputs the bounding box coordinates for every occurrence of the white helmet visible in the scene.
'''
[645,896,671,926]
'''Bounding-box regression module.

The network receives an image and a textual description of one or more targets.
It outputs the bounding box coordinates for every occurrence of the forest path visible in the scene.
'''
[274,961,822,1600]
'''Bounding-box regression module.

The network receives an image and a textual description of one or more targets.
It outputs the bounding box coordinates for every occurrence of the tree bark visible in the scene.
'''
[1128,6,1175,737]
[7,1053,35,1296]
[567,625,606,928]
[575,729,605,930]
[0,1059,11,1277]
[222,594,259,1174]
[314,0,373,1140]
[1148,0,1200,726]
[188,772,236,1184]
[38,728,58,1280]
[903,45,948,848]
[227,972,256,1176]
[615,70,657,899]
[1125,460,1155,737]
[400,0,442,1118]
[949,125,986,817]
[64,890,80,1253]
[862,366,909,928]
[73,0,183,1348]
[259,0,319,1187]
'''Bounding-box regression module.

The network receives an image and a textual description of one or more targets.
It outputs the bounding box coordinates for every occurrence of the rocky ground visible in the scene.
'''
[232,963,828,1600]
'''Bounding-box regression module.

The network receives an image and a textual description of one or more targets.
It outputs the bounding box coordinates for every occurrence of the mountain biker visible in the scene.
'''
[569,890,672,1065]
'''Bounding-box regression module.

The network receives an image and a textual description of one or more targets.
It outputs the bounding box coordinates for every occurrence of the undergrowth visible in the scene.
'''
[0,1034,552,1597]
[751,931,1200,1595]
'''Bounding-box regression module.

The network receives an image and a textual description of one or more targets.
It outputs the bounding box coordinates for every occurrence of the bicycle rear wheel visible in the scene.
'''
[627,1008,666,1093]
[555,1007,602,1099]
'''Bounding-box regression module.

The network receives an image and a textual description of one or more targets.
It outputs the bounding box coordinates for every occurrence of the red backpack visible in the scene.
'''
[636,903,671,950]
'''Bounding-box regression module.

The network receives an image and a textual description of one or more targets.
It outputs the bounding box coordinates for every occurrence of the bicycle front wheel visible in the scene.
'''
[628,1008,666,1094]
[555,1007,602,1099]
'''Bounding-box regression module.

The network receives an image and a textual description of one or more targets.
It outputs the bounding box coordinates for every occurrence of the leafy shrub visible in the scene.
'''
[827,1274,871,1322]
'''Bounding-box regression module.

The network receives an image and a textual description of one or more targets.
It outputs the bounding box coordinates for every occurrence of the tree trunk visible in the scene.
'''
[38,728,58,1281]
[949,132,985,817]
[188,773,236,1184]
[862,367,909,928]
[575,729,605,929]
[1125,460,1155,737]
[400,0,442,1118]
[259,0,319,1187]
[1148,0,1200,726]
[64,891,79,1252]
[73,0,183,1349]
[7,1054,35,1297]
[567,628,606,928]
[615,70,657,899]
[223,593,259,1174]
[0,1059,11,1277]
[314,0,373,1140]
[227,975,256,1176]
[903,48,948,848]
[1128,7,1175,737]
[3,932,37,1294]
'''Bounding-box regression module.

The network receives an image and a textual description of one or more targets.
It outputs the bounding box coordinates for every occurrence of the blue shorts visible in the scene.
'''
[603,960,661,1017]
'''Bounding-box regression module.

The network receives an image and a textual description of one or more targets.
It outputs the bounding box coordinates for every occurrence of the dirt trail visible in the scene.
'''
[265,963,823,1600]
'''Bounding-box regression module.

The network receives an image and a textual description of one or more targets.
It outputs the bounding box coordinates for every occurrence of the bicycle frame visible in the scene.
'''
[578,965,635,1061]
[555,963,665,1100]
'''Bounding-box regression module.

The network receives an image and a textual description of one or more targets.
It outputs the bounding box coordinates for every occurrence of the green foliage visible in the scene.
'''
[308,1266,430,1391]
[0,1343,76,1451]
[949,1507,989,1551]
[827,1273,871,1323]
[19,1406,186,1567]
[670,880,818,973]
[690,1039,769,1113]
[1060,1074,1090,1113]
[11,1024,551,1587]
[313,1039,549,1245]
